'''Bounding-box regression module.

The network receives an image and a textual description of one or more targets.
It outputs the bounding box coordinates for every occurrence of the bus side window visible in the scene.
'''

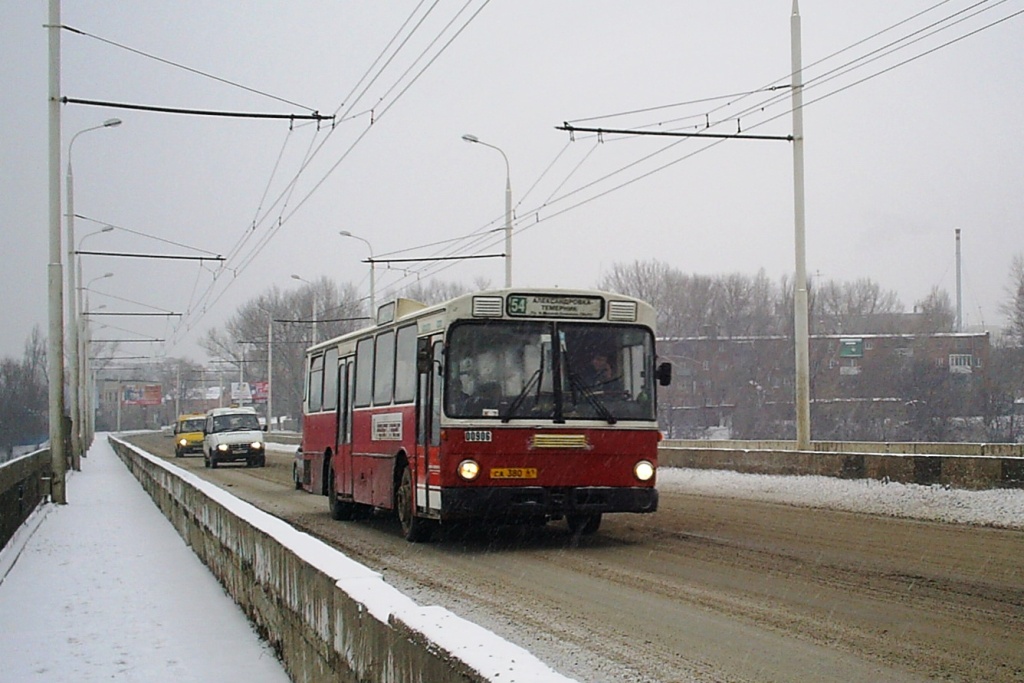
[373,330,395,405]
[354,338,373,408]
[308,353,324,412]
[394,324,417,404]
[322,347,339,411]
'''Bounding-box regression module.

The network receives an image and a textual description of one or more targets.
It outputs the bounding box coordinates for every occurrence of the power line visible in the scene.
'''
[61,97,332,122]
[169,2,495,348]
[61,24,320,112]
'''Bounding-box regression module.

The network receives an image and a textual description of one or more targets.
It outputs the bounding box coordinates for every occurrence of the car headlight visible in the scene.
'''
[250,441,263,450]
[217,443,230,452]
[178,438,187,447]
[457,459,480,481]
[634,460,655,482]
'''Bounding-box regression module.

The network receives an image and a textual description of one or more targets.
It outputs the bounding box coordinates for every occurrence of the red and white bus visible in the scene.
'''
[295,288,672,542]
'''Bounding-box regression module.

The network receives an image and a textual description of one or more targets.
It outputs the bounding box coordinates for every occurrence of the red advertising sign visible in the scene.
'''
[251,381,268,404]
[122,384,162,406]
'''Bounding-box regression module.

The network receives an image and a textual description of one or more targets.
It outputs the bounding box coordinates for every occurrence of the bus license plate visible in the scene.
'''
[490,467,538,480]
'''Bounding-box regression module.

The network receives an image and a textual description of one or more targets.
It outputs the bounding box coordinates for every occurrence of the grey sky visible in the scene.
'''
[3,1,1022,362]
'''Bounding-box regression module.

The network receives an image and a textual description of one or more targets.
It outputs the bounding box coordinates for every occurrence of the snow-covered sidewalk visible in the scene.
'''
[0,436,290,683]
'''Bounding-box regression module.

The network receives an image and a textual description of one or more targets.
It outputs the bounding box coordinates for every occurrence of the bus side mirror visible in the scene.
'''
[656,362,672,387]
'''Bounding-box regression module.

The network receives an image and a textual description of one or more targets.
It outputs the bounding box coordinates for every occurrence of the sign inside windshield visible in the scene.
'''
[506,294,604,319]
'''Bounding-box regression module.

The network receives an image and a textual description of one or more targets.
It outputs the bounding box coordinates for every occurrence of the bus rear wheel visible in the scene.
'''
[567,513,602,535]
[397,466,434,543]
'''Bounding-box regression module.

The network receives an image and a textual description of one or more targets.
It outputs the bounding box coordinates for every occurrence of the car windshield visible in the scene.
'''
[181,419,204,432]
[211,413,261,433]
[444,321,656,422]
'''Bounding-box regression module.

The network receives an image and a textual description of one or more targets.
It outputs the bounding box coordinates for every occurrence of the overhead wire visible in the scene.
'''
[386,0,1024,290]
[166,1,493,348]
[61,24,319,113]
[508,0,1024,243]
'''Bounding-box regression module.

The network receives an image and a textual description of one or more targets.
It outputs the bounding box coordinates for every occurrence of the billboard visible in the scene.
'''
[231,382,252,403]
[251,381,268,404]
[122,384,162,406]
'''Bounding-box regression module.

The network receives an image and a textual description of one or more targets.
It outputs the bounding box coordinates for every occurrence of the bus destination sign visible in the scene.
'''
[506,294,604,319]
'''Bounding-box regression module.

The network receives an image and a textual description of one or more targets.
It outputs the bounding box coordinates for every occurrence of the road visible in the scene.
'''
[126,433,1024,683]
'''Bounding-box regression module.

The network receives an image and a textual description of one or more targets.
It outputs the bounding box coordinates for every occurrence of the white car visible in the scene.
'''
[203,407,267,468]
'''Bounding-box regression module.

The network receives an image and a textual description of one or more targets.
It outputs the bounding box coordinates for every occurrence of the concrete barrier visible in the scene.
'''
[0,449,51,551]
[107,435,575,683]
[659,441,1024,490]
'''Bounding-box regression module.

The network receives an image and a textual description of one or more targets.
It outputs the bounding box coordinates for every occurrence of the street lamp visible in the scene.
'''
[81,303,105,446]
[291,274,318,343]
[76,225,113,451]
[81,273,112,447]
[66,119,121,467]
[462,133,512,287]
[339,230,375,317]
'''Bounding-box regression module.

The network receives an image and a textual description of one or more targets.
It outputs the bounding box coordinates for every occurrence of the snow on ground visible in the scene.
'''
[0,438,292,683]
[658,467,1024,530]
[2,437,1020,683]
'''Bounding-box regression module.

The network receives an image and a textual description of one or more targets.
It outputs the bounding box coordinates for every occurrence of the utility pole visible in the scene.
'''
[553,4,812,448]
[955,227,963,332]
[47,0,67,503]
[267,316,273,432]
[791,0,812,451]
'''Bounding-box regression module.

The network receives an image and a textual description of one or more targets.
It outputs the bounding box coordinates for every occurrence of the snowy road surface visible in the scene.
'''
[127,433,1024,682]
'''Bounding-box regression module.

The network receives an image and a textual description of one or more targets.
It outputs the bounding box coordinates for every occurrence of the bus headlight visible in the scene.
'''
[457,459,480,481]
[634,460,655,482]
[217,443,230,452]
[251,441,263,450]
[178,438,188,447]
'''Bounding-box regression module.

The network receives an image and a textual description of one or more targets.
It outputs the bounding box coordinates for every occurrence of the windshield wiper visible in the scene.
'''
[501,368,542,423]
[567,373,617,424]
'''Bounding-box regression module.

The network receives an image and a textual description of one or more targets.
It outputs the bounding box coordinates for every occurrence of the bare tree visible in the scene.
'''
[0,327,48,458]
[1001,253,1024,346]
[713,270,779,337]
[202,281,365,426]
[813,277,904,334]
[913,287,955,334]
[401,278,481,306]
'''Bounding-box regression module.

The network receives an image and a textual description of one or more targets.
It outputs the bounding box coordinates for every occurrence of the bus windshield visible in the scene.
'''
[445,321,656,422]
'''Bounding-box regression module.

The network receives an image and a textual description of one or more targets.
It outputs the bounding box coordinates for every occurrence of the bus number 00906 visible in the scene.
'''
[464,430,492,442]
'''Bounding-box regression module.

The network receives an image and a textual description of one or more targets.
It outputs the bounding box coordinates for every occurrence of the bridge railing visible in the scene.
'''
[0,449,51,550]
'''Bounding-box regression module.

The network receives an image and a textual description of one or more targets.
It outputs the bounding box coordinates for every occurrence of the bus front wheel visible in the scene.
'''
[397,466,434,543]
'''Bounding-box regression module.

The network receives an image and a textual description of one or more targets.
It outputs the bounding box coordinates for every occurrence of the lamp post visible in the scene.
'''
[462,134,512,288]
[66,119,121,468]
[339,230,375,317]
[291,274,318,343]
[75,225,114,454]
[81,272,112,446]
[82,302,106,445]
